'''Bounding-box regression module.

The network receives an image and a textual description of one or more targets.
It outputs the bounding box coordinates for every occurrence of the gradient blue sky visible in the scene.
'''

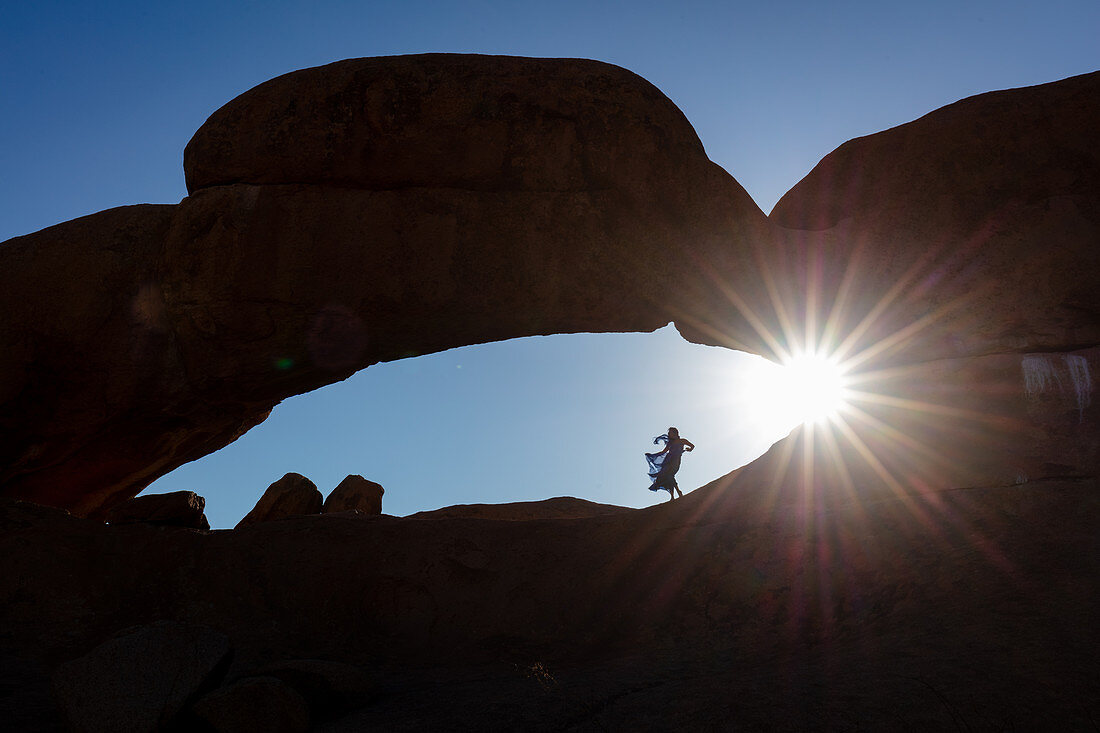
[3,1,1097,527]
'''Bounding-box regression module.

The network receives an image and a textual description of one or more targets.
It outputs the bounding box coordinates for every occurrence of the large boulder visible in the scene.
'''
[104,490,210,530]
[51,620,231,733]
[322,475,384,515]
[190,676,310,733]
[236,472,323,527]
[247,659,375,720]
[0,54,767,517]
[754,70,1100,365]
[672,71,1100,492]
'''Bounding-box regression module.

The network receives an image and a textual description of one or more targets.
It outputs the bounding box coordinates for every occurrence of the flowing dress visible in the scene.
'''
[646,439,686,492]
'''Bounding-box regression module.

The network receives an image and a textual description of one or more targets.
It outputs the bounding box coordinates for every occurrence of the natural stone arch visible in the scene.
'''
[3,58,1099,520]
[0,55,771,516]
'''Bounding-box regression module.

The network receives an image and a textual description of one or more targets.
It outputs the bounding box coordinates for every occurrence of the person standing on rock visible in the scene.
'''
[646,427,695,501]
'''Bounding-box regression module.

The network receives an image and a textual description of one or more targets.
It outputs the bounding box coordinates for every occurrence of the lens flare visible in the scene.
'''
[780,352,848,424]
[738,351,850,439]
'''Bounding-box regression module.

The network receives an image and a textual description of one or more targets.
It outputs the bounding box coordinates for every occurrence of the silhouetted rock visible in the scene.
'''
[761,70,1100,364]
[104,490,210,530]
[236,473,322,527]
[0,54,766,517]
[407,495,633,521]
[3,61,1100,730]
[250,659,375,719]
[51,620,231,733]
[184,54,717,198]
[3,479,1095,729]
[323,475,384,515]
[191,676,309,733]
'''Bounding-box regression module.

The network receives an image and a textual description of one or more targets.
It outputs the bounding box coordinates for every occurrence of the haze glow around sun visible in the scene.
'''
[740,351,850,436]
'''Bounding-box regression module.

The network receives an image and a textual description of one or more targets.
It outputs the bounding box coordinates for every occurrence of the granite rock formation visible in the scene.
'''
[236,472,323,527]
[761,70,1100,365]
[406,495,634,521]
[191,676,310,733]
[0,54,767,517]
[3,482,1096,729]
[322,475,384,515]
[104,490,210,530]
[51,620,231,733]
[666,72,1100,508]
[0,58,1099,728]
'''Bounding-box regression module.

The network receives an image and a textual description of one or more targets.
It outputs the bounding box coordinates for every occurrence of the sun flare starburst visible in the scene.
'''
[740,351,850,438]
[779,352,849,425]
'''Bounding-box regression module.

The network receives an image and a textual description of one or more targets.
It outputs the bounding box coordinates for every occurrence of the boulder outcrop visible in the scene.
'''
[4,481,1096,729]
[0,54,768,517]
[236,473,323,527]
[51,620,231,733]
[756,70,1100,365]
[191,676,310,733]
[671,71,1100,495]
[104,490,210,530]
[322,475,384,515]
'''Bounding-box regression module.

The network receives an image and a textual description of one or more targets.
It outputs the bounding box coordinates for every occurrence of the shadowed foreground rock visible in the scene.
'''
[51,620,231,733]
[191,676,309,733]
[3,473,1096,729]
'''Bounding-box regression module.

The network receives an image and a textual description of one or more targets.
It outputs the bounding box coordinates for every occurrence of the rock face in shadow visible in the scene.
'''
[0,205,270,517]
[3,480,1097,729]
[674,71,1100,494]
[51,620,231,733]
[0,54,767,516]
[2,62,1100,728]
[755,71,1100,365]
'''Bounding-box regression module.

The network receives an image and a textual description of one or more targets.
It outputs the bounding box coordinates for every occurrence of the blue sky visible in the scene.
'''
[3,1,1097,526]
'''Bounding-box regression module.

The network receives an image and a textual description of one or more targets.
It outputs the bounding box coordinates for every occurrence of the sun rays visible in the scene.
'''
[679,220,1031,541]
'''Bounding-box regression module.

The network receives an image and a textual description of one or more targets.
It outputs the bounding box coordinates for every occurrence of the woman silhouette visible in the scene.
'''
[646,427,695,501]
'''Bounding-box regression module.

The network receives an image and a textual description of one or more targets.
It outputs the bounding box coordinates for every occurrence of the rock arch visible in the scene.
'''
[2,58,1099,518]
[0,55,770,516]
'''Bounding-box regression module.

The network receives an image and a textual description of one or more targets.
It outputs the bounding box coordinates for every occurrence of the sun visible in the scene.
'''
[779,352,848,425]
[739,350,850,438]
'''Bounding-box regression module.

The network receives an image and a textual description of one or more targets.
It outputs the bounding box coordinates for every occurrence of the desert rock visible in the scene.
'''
[104,490,210,530]
[191,676,310,733]
[236,472,323,527]
[0,54,766,517]
[323,475,384,515]
[755,70,1100,364]
[51,620,231,733]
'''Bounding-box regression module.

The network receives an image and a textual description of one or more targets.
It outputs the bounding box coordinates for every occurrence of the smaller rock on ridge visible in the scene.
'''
[104,490,210,530]
[236,473,323,527]
[323,475,384,515]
